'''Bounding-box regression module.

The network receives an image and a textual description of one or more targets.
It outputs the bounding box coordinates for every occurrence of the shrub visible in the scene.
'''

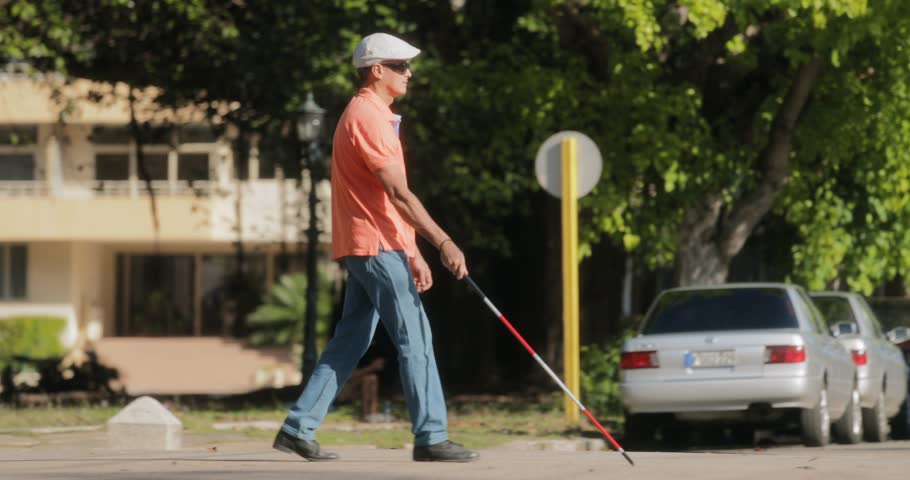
[580,318,642,417]
[0,316,122,399]
[246,273,333,349]
[0,316,67,395]
[0,316,67,367]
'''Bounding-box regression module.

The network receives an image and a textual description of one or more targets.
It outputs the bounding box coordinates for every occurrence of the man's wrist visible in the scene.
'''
[438,238,453,250]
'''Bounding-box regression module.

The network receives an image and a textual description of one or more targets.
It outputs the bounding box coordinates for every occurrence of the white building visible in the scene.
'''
[0,74,332,395]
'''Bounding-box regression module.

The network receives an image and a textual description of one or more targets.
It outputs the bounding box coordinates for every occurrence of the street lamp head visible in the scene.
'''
[296,92,326,142]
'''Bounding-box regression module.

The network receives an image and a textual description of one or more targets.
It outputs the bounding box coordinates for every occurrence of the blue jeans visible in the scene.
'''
[280,249,448,447]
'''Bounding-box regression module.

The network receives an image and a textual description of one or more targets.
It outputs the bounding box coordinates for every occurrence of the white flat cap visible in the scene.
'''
[352,33,421,69]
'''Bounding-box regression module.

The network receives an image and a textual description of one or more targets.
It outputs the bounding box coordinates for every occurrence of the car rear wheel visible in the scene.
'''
[623,413,660,449]
[801,387,831,447]
[834,384,862,444]
[891,390,910,440]
[863,390,890,442]
[730,425,755,446]
[659,422,690,449]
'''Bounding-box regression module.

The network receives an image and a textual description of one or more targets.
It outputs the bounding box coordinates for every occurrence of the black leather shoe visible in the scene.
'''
[413,440,479,462]
[272,430,338,461]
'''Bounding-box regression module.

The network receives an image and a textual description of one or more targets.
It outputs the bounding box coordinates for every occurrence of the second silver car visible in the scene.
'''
[810,291,908,442]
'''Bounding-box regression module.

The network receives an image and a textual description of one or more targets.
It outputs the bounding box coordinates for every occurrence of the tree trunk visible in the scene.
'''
[675,58,823,286]
[675,194,727,285]
[542,193,563,368]
[675,239,730,286]
[231,131,248,338]
[127,86,160,249]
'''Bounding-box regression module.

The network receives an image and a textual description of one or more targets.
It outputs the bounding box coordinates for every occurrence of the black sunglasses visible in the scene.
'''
[380,61,411,73]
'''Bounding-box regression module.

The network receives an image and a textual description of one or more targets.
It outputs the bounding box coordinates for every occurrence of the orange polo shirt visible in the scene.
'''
[331,88,417,260]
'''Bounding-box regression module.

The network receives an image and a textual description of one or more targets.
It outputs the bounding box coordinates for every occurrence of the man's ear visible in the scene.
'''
[371,63,383,79]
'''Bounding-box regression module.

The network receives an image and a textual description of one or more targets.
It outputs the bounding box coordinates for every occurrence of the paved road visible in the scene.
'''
[2,431,909,479]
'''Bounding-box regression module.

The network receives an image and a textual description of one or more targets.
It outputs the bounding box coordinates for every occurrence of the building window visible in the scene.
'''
[0,126,37,146]
[91,125,170,145]
[137,153,169,180]
[94,153,171,180]
[0,125,37,181]
[258,141,284,179]
[179,126,218,143]
[178,153,209,181]
[93,125,213,183]
[89,126,132,145]
[119,254,195,336]
[95,154,130,180]
[201,254,266,336]
[0,154,35,180]
[0,244,28,299]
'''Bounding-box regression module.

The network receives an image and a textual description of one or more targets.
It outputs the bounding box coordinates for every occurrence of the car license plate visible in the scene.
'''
[686,350,735,368]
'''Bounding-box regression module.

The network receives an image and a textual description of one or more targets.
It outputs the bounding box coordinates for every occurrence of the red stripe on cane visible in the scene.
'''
[498,314,537,356]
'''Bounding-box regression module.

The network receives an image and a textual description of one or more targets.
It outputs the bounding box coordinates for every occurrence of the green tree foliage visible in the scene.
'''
[500,0,910,290]
[2,1,344,130]
[782,10,910,292]
[0,0,79,72]
[376,0,910,292]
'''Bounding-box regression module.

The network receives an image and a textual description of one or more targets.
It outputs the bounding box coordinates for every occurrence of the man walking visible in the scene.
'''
[272,33,479,463]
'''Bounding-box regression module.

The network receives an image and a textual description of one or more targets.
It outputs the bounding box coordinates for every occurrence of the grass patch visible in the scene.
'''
[0,395,621,449]
[0,405,120,429]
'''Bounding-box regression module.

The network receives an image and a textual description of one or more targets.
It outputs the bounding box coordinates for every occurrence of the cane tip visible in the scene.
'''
[620,450,635,466]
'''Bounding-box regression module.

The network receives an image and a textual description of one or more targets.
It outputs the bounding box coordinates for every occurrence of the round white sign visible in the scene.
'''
[534,131,603,198]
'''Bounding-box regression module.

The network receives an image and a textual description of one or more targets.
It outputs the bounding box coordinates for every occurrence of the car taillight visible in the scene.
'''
[620,351,658,369]
[765,345,806,364]
[851,349,868,366]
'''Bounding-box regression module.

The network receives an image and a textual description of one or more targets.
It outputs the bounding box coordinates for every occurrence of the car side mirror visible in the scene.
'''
[886,326,910,344]
[830,321,859,337]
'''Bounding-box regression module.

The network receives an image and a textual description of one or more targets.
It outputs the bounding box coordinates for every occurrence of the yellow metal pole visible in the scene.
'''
[561,137,580,423]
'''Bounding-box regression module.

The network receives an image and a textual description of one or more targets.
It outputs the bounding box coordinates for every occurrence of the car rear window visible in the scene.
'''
[642,288,799,334]
[811,296,857,326]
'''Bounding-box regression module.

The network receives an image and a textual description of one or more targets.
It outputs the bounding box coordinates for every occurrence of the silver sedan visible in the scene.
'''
[810,291,909,442]
[621,283,856,447]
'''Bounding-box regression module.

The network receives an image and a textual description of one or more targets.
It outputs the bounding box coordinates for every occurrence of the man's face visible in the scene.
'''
[374,61,412,97]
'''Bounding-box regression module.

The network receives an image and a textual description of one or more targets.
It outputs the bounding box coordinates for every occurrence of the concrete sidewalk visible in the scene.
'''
[1,430,908,479]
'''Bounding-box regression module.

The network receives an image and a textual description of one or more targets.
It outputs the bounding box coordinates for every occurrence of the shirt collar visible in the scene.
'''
[357,88,398,120]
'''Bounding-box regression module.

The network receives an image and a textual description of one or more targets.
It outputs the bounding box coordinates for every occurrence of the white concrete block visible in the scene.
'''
[107,396,182,450]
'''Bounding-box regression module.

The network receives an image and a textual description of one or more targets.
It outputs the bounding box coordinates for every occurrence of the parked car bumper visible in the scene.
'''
[621,375,822,414]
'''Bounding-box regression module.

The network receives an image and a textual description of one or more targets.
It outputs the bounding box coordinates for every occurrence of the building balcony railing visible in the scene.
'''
[0,177,331,243]
[0,181,50,196]
[0,180,215,197]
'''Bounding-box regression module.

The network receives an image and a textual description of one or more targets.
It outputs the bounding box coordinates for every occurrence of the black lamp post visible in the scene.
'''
[296,92,326,381]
